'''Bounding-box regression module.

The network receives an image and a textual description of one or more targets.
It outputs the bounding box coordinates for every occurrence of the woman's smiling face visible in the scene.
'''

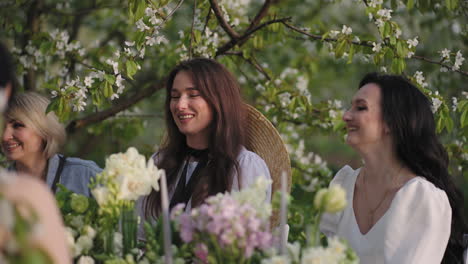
[2,118,44,163]
[342,83,389,150]
[169,71,214,148]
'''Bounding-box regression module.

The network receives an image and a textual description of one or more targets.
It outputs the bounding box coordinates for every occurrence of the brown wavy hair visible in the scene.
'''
[144,58,245,219]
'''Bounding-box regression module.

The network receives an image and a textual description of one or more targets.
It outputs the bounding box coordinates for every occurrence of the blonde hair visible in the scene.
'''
[5,92,66,158]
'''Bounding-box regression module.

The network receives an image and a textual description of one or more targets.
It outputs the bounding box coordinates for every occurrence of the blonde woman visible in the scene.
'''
[2,92,101,196]
[0,42,71,263]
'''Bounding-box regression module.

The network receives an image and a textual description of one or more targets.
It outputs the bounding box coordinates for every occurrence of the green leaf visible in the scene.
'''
[135,31,146,50]
[382,22,391,38]
[461,108,468,128]
[407,0,414,10]
[335,40,347,58]
[374,53,382,65]
[396,41,405,57]
[436,114,444,133]
[58,97,65,116]
[46,98,60,114]
[92,90,102,106]
[194,30,202,43]
[126,60,138,79]
[445,115,454,132]
[39,41,53,54]
[134,0,146,21]
[347,44,355,64]
[104,74,116,85]
[103,81,114,98]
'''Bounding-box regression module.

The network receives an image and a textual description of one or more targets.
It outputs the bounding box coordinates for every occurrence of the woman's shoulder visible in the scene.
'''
[61,155,102,173]
[330,165,359,190]
[397,176,450,210]
[237,146,266,164]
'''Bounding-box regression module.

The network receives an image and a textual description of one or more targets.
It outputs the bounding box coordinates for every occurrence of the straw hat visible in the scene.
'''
[244,104,292,227]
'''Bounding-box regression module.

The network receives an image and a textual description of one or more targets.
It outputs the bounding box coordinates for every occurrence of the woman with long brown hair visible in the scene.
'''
[143,58,272,219]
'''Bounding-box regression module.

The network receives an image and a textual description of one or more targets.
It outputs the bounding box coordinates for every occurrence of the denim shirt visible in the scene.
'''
[46,154,102,197]
[9,154,102,197]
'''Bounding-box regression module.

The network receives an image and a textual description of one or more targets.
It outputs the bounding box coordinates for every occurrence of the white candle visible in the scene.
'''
[160,170,173,264]
[279,170,288,255]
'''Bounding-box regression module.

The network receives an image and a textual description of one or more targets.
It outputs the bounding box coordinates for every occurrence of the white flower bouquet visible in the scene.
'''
[58,147,163,263]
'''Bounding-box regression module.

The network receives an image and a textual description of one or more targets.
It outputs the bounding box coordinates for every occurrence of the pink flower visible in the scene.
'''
[179,214,193,242]
[170,203,186,220]
[194,243,209,263]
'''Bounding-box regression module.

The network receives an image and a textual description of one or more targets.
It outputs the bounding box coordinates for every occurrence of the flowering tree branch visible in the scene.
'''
[283,22,468,77]
[412,55,468,77]
[216,17,292,56]
[208,0,240,39]
[245,0,276,32]
[283,22,371,46]
[66,81,165,133]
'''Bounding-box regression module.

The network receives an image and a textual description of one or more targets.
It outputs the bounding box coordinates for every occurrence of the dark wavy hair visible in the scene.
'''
[144,58,245,219]
[360,72,467,263]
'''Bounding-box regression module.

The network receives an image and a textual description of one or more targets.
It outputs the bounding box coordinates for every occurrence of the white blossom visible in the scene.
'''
[440,48,450,60]
[452,97,458,111]
[407,51,415,58]
[144,7,155,17]
[329,30,340,38]
[136,19,150,32]
[369,0,383,8]
[115,74,124,89]
[377,8,393,20]
[341,25,352,35]
[414,71,428,87]
[375,18,384,28]
[432,97,442,113]
[139,47,146,59]
[453,50,465,71]
[106,59,119,74]
[51,90,58,98]
[84,76,94,87]
[372,42,382,53]
[149,15,162,25]
[125,41,135,47]
[395,28,402,38]
[407,37,419,48]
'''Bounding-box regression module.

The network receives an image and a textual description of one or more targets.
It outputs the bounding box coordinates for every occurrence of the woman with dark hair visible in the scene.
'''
[143,58,272,219]
[320,72,467,263]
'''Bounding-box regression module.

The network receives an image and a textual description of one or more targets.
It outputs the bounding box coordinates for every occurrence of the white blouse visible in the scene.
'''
[320,165,452,264]
[167,146,272,210]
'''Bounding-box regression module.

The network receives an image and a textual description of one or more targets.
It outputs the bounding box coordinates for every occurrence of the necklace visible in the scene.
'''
[361,165,403,225]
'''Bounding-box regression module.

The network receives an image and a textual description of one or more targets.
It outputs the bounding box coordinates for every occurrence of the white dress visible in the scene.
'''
[320,165,452,264]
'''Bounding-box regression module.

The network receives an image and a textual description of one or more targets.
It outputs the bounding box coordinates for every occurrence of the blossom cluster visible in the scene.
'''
[92,147,162,204]
[172,177,273,262]
[439,49,465,72]
[218,0,255,26]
